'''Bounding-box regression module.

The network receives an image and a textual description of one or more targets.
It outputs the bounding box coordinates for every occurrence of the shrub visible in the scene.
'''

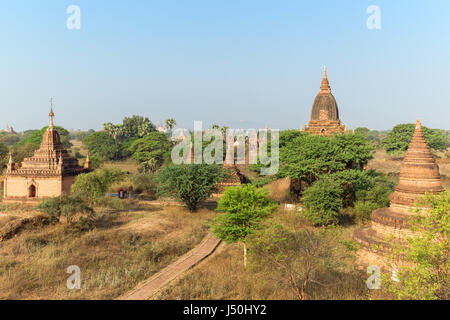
[302,178,343,226]
[156,164,226,212]
[38,194,94,225]
[350,173,395,222]
[71,168,126,205]
[248,222,351,300]
[384,192,449,300]
[350,200,379,222]
[129,173,157,200]
[212,185,278,267]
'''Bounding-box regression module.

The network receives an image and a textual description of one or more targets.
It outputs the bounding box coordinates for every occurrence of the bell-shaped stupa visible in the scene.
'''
[304,66,347,136]
[354,120,444,265]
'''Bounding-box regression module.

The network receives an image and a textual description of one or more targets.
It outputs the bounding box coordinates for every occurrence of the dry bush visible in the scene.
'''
[157,211,369,300]
[0,206,214,299]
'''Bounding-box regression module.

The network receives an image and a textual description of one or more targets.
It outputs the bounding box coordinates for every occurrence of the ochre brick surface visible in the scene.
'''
[3,110,91,201]
[354,120,444,266]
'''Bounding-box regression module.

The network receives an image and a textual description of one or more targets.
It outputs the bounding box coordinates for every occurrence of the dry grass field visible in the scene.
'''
[0,204,215,300]
[155,210,374,300]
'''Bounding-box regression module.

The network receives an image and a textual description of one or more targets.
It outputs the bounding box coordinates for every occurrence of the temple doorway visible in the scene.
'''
[28,184,36,198]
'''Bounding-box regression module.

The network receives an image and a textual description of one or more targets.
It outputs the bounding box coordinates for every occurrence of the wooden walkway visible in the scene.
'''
[119,233,221,300]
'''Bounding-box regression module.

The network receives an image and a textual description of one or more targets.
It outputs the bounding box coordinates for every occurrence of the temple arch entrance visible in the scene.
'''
[28,184,36,198]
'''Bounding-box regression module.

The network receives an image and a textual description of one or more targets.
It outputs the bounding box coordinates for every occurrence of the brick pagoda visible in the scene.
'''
[3,107,91,202]
[354,120,444,265]
[304,66,347,136]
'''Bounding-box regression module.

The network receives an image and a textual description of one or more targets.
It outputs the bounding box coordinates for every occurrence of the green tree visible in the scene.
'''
[382,123,447,153]
[71,168,125,205]
[332,133,376,170]
[305,170,394,223]
[104,115,156,142]
[351,173,395,221]
[221,126,229,138]
[326,169,393,207]
[128,131,172,165]
[165,118,177,131]
[354,127,370,136]
[122,115,156,139]
[249,223,346,300]
[212,185,278,267]
[277,132,374,193]
[11,142,36,163]
[83,131,121,161]
[103,122,125,141]
[16,126,72,151]
[385,192,449,300]
[0,133,20,146]
[302,178,343,226]
[156,164,226,212]
[0,142,9,170]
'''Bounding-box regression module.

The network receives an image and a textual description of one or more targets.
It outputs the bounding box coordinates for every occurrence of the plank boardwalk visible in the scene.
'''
[119,233,221,300]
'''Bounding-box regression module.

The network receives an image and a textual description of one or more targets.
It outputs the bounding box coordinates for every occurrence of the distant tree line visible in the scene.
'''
[354,124,448,154]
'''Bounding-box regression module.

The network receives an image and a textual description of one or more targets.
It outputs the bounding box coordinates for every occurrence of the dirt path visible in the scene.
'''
[119,232,221,300]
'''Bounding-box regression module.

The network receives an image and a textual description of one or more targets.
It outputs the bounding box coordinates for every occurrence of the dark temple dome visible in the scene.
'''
[310,66,340,121]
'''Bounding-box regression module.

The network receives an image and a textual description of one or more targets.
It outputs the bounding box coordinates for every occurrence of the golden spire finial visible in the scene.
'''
[319,66,331,94]
[8,152,12,164]
[49,98,55,128]
[416,119,422,130]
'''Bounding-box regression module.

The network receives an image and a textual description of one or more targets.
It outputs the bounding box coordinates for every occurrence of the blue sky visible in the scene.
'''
[0,0,449,131]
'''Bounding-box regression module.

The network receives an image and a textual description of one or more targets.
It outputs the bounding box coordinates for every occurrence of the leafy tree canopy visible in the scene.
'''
[156,164,226,212]
[385,192,449,300]
[0,142,9,170]
[165,118,177,131]
[212,184,278,244]
[302,178,344,226]
[354,127,370,135]
[0,133,20,146]
[128,131,172,165]
[104,115,156,142]
[382,123,447,153]
[14,126,72,150]
[83,131,121,162]
[278,132,375,186]
[38,194,94,225]
[71,168,125,204]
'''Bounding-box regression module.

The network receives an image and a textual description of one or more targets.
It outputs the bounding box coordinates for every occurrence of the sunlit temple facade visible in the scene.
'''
[3,108,91,202]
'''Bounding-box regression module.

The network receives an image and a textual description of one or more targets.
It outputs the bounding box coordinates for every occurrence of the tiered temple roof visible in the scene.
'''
[354,120,444,264]
[6,108,90,177]
[304,67,347,136]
